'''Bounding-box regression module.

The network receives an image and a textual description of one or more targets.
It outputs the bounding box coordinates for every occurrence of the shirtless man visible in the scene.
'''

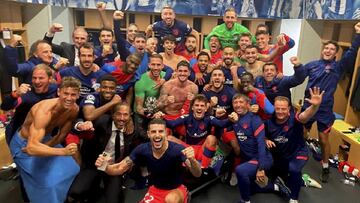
[160,35,188,71]
[9,77,92,203]
[158,60,198,117]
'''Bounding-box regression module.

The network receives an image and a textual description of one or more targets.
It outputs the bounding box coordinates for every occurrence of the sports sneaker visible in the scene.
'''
[274,177,291,198]
[302,173,322,188]
[320,167,330,183]
[230,172,238,186]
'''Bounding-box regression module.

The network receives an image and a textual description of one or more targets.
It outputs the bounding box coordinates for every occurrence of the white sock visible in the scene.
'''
[322,163,329,168]
[289,199,298,203]
[245,201,250,203]
[274,184,279,191]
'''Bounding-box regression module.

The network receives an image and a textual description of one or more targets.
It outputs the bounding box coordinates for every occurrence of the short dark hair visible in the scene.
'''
[323,40,339,52]
[112,102,130,115]
[262,62,277,72]
[240,71,254,81]
[148,118,166,129]
[256,24,269,33]
[245,44,258,50]
[274,96,290,106]
[210,67,224,76]
[176,60,190,70]
[59,76,81,90]
[186,34,197,41]
[190,94,208,109]
[197,51,210,60]
[255,30,269,37]
[79,42,95,55]
[163,34,176,43]
[134,33,146,41]
[232,93,250,103]
[99,74,117,84]
[99,27,114,36]
[239,32,252,40]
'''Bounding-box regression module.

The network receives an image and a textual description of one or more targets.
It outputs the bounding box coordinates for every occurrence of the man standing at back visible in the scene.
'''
[146,6,200,54]
[204,7,255,51]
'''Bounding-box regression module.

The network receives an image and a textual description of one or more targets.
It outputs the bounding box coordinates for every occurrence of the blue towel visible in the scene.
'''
[10,131,79,203]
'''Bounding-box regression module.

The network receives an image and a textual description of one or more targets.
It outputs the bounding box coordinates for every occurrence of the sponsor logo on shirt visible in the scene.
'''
[274,136,288,143]
[237,132,247,141]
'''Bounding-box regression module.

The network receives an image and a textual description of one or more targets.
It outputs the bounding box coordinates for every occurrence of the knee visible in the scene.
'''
[165,191,183,203]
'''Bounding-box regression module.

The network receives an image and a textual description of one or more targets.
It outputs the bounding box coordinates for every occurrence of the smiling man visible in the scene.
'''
[9,77,84,203]
[57,43,107,100]
[69,103,134,203]
[146,6,199,54]
[134,54,167,140]
[164,94,231,168]
[160,35,188,71]
[96,118,201,203]
[204,7,255,51]
[302,22,360,183]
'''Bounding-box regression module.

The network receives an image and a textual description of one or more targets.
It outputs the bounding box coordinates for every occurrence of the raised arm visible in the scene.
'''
[83,94,121,121]
[338,22,360,74]
[298,87,324,124]
[182,147,202,177]
[97,2,112,29]
[280,56,307,88]
[156,82,172,110]
[25,108,77,156]
[43,23,65,56]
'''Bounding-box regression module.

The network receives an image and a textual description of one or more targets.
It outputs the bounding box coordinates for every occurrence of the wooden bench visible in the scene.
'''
[0,128,13,168]
[329,120,360,169]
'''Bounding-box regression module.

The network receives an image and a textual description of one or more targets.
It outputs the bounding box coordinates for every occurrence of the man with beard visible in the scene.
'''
[1,64,58,144]
[95,118,201,203]
[160,35,188,71]
[9,77,83,203]
[56,43,107,100]
[189,52,212,92]
[4,35,65,84]
[242,45,265,78]
[178,34,198,65]
[164,94,232,168]
[256,30,295,73]
[239,72,274,120]
[101,53,142,104]
[146,6,200,54]
[204,8,255,51]
[219,47,246,88]
[302,22,360,183]
[157,61,198,137]
[44,23,88,67]
[81,75,121,121]
[134,54,167,140]
[229,94,290,203]
[254,57,307,104]
[236,32,253,65]
[265,88,324,203]
[202,68,240,156]
[207,35,223,65]
[69,103,134,203]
